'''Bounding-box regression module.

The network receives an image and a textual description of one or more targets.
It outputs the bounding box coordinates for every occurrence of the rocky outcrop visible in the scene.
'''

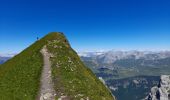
[147,75,170,100]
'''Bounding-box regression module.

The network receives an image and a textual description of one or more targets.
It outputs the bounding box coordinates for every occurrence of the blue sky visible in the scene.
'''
[0,0,170,55]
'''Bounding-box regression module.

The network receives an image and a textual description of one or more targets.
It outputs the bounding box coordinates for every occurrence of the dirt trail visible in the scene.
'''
[38,46,56,100]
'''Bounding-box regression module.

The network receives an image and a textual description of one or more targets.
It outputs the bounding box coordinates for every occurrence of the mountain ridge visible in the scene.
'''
[79,51,170,62]
[0,32,114,100]
[80,50,170,79]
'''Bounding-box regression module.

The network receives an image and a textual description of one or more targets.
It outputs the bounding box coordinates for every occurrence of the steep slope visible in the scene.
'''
[0,32,114,100]
[45,33,114,100]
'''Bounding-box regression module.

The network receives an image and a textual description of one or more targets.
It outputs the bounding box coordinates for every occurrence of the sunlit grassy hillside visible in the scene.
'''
[0,32,114,100]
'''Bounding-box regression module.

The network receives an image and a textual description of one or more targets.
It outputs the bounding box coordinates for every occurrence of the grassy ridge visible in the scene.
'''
[46,33,114,100]
[0,41,43,100]
[0,32,63,100]
[0,32,114,100]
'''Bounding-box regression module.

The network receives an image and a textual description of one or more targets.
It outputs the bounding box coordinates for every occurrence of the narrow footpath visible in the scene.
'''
[38,46,56,100]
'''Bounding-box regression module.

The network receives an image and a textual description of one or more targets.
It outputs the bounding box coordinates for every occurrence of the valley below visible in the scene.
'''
[80,50,170,100]
[106,76,159,100]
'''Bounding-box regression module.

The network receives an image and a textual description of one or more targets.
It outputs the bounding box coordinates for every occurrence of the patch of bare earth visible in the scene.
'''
[38,46,56,100]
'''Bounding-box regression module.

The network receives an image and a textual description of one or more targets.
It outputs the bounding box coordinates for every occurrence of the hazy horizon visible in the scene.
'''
[1,48,170,57]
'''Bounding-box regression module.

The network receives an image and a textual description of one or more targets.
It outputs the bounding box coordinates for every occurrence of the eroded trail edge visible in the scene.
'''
[38,46,56,100]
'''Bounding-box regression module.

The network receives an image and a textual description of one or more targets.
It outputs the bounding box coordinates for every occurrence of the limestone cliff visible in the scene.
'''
[147,75,170,100]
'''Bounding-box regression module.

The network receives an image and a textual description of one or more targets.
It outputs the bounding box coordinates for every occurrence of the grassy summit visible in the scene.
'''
[0,32,114,100]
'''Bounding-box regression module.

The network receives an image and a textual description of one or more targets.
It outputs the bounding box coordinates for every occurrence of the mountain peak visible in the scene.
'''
[0,32,114,100]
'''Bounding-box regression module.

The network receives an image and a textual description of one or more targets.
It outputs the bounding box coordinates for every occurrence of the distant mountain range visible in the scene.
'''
[79,50,170,78]
[79,50,170,63]
[0,56,11,64]
[79,50,170,100]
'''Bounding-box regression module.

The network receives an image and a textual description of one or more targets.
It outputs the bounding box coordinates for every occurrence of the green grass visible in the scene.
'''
[0,32,66,100]
[46,33,114,100]
[0,32,114,100]
[0,41,43,100]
